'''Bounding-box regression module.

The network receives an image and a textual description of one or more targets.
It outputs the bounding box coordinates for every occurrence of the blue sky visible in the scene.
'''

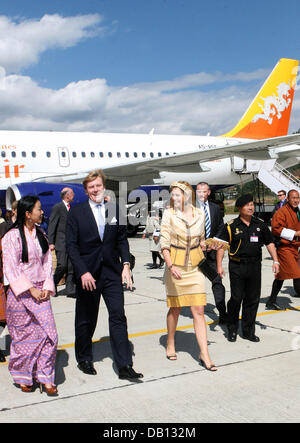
[0,0,299,134]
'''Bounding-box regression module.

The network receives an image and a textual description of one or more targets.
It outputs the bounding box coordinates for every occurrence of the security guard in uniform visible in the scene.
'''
[217,194,279,342]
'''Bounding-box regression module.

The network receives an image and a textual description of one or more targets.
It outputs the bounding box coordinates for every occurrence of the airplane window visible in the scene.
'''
[11,151,16,158]
[150,152,154,158]
[134,152,137,158]
[72,152,76,157]
[142,152,146,158]
[125,152,129,158]
[1,152,5,157]
[99,152,103,157]
[32,152,36,158]
[22,152,26,157]
[158,152,162,157]
[166,152,169,155]
[117,152,121,158]
[61,152,66,158]
[90,152,95,158]
[46,151,51,158]
[108,152,112,157]
[81,152,86,158]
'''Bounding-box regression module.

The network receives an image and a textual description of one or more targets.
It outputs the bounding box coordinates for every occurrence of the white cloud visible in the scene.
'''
[0,13,298,136]
[0,61,299,136]
[0,14,105,73]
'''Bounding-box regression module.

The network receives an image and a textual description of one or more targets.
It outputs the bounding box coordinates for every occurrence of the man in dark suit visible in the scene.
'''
[66,169,143,381]
[48,187,76,297]
[271,190,287,218]
[196,182,227,324]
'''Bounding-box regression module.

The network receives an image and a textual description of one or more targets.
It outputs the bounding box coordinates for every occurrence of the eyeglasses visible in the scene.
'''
[278,194,285,197]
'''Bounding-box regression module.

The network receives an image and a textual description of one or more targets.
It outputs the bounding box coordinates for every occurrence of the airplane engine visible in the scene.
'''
[5,182,87,232]
[5,182,139,236]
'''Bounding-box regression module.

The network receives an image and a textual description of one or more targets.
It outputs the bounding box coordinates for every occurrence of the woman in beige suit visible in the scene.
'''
[161,181,217,371]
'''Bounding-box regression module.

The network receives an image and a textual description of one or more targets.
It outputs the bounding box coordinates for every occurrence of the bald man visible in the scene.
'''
[48,187,76,297]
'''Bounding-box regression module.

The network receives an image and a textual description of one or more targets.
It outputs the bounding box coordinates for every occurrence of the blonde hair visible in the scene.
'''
[83,169,106,190]
[169,181,195,209]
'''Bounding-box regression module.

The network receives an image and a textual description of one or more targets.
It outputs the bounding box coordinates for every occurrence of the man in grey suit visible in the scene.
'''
[196,182,227,324]
[48,187,76,297]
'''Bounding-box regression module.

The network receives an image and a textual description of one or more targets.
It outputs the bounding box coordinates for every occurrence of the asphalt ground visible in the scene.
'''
[0,229,300,425]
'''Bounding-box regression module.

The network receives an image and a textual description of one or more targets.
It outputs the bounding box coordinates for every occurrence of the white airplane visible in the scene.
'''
[2,58,300,211]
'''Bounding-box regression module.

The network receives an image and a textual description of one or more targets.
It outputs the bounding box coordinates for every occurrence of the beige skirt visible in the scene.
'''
[164,264,206,307]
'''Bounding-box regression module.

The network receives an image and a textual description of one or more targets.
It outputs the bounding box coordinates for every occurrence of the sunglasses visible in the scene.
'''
[278,194,285,197]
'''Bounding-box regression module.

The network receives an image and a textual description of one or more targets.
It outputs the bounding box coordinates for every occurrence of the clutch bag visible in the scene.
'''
[198,258,218,281]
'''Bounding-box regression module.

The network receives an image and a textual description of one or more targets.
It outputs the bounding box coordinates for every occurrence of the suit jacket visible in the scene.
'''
[48,201,68,251]
[65,200,130,282]
[207,201,225,239]
[196,200,224,261]
[196,201,224,239]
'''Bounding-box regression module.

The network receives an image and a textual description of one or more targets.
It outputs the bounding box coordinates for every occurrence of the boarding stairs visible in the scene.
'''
[257,159,300,195]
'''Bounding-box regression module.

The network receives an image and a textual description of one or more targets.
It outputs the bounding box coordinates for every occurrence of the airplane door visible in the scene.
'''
[57,147,70,167]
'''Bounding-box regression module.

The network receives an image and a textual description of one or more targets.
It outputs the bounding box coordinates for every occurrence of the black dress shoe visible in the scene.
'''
[228,331,237,342]
[266,301,284,311]
[243,334,260,342]
[149,264,158,269]
[77,360,97,375]
[118,365,144,380]
[0,349,6,363]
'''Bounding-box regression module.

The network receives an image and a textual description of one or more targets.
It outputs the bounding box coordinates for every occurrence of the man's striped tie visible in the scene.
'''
[203,203,211,239]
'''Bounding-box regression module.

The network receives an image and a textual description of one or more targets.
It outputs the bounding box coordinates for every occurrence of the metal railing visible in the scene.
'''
[271,162,300,189]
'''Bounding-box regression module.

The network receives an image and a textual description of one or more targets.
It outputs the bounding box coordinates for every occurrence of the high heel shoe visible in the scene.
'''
[19,384,33,393]
[199,358,217,372]
[39,383,58,396]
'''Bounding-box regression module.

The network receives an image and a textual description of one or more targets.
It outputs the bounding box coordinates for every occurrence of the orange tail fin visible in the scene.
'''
[222,58,299,140]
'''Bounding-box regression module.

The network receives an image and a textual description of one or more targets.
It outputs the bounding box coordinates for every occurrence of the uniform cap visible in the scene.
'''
[235,194,254,208]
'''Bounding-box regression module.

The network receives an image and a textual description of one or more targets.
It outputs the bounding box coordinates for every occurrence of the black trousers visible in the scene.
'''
[152,251,164,265]
[228,260,261,336]
[268,278,300,302]
[74,272,132,370]
[206,251,226,315]
[54,249,76,295]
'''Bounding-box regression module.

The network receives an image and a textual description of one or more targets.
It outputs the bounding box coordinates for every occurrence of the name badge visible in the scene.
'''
[250,236,258,242]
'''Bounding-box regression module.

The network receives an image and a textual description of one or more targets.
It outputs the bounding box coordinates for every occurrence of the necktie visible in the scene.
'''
[203,203,211,239]
[96,203,105,240]
[67,203,70,211]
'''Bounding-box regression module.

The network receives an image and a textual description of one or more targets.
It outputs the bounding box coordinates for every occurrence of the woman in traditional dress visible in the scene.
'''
[2,195,58,395]
[0,240,6,363]
[160,181,217,371]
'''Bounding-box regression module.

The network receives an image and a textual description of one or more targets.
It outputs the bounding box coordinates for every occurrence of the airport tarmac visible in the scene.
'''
[0,230,300,424]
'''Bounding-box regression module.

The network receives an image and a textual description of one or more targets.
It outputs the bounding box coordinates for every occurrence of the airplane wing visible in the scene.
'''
[215,133,300,160]
[101,133,300,178]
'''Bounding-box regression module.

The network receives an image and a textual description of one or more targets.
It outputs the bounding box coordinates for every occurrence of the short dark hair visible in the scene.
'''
[196,182,210,190]
[278,190,286,195]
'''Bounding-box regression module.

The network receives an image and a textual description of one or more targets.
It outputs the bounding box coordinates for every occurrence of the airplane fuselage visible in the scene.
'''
[0,129,298,191]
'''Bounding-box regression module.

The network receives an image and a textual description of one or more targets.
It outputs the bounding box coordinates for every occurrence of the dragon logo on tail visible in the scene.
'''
[252,82,292,125]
